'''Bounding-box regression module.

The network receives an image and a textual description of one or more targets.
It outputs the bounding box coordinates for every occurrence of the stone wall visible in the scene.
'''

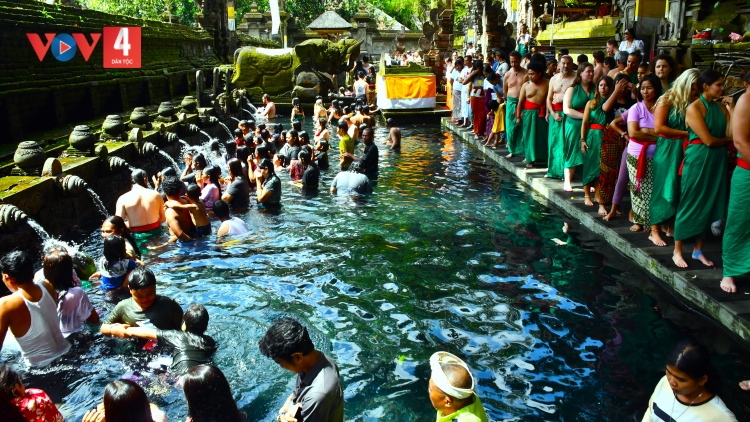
[0,0,271,145]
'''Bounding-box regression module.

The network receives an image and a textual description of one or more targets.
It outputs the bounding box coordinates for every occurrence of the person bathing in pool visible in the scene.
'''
[164,183,211,238]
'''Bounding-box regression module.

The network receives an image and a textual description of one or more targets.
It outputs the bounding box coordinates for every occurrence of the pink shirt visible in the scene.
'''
[626,101,656,158]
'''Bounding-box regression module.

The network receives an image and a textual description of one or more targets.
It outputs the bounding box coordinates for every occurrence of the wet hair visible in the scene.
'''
[128,266,156,291]
[161,167,177,178]
[299,131,310,145]
[247,121,257,131]
[577,54,589,64]
[234,128,243,138]
[103,235,126,265]
[667,339,722,394]
[292,121,302,132]
[255,144,271,160]
[43,247,74,292]
[182,303,210,334]
[209,141,220,152]
[161,176,184,197]
[258,317,315,363]
[0,365,25,422]
[527,61,545,75]
[261,129,271,141]
[193,153,207,170]
[203,165,222,196]
[211,202,230,224]
[236,147,250,164]
[186,183,201,200]
[258,158,275,175]
[287,129,299,145]
[348,160,363,173]
[698,69,723,93]
[274,123,284,134]
[593,51,605,64]
[103,379,153,422]
[182,365,242,422]
[337,121,348,131]
[616,51,628,65]
[238,119,250,129]
[488,99,499,111]
[604,56,616,70]
[637,74,664,101]
[131,169,148,187]
[224,141,237,157]
[386,118,395,127]
[292,97,301,107]
[298,149,313,166]
[104,215,141,259]
[262,93,270,101]
[227,158,243,179]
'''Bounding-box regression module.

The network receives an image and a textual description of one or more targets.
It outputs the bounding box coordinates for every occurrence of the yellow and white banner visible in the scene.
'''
[376,74,436,109]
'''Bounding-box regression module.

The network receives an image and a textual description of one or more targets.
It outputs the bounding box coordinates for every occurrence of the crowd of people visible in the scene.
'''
[0,38,747,420]
[446,29,750,295]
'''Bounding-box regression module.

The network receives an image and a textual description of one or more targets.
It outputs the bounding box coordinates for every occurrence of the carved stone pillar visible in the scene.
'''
[263,0,289,47]
[238,1,264,38]
[352,3,371,58]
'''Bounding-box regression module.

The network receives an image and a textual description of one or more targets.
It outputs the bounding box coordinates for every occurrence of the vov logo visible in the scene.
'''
[26,27,141,68]
[26,33,101,62]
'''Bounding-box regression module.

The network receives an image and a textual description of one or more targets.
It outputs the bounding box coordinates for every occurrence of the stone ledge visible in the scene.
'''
[442,117,750,348]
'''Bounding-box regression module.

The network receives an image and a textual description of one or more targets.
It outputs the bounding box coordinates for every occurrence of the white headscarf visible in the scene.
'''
[429,351,475,399]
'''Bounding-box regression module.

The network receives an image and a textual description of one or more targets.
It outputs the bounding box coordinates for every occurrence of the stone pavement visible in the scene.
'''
[442,117,750,347]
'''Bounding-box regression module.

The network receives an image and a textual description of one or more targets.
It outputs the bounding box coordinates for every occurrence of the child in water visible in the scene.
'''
[165,183,211,237]
[89,235,137,293]
[0,364,65,422]
[109,304,218,375]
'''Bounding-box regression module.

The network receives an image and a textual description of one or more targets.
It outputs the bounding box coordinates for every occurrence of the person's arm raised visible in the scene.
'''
[602,79,627,113]
[733,93,750,158]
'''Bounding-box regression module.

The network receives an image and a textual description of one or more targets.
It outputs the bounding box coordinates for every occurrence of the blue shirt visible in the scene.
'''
[100,259,137,291]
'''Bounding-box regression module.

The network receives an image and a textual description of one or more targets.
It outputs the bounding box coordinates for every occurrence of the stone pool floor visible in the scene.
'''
[442,117,750,348]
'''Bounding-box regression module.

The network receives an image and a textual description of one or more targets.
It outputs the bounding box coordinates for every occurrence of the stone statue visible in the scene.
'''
[232,38,363,100]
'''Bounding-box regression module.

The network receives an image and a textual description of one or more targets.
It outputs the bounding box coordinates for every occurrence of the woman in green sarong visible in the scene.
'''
[721,89,750,293]
[673,69,732,269]
[562,63,595,191]
[651,69,699,237]
[580,76,613,214]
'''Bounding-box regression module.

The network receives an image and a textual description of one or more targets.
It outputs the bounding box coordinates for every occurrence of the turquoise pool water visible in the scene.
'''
[4,120,749,421]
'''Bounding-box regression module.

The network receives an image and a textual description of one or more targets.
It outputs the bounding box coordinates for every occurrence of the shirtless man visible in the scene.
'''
[160,176,194,243]
[516,61,549,168]
[546,55,576,179]
[116,169,166,234]
[258,94,276,119]
[350,106,365,129]
[592,51,606,85]
[385,118,401,150]
[503,51,527,158]
[607,51,628,79]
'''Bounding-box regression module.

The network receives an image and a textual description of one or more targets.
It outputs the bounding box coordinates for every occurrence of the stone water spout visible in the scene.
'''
[155,102,178,123]
[0,204,28,233]
[66,125,97,157]
[177,113,200,135]
[12,141,46,176]
[100,115,126,141]
[58,174,88,196]
[129,107,153,130]
[129,128,159,158]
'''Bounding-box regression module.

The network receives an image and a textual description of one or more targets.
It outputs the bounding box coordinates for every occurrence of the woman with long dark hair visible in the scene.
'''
[182,365,242,422]
[82,379,167,422]
[673,69,733,269]
[580,75,614,213]
[651,69,699,238]
[1,364,64,422]
[200,165,222,209]
[43,247,99,336]
[562,62,596,191]
[101,215,141,260]
[625,73,663,243]
[221,158,250,211]
[642,339,736,421]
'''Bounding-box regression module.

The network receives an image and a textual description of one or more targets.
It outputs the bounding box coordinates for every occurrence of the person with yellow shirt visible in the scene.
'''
[337,121,355,171]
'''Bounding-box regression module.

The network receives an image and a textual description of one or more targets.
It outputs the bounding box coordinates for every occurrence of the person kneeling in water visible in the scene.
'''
[428,351,489,422]
[213,200,249,237]
[165,183,211,237]
[109,303,217,375]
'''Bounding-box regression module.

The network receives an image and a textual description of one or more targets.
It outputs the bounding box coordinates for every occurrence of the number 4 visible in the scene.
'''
[114,27,131,57]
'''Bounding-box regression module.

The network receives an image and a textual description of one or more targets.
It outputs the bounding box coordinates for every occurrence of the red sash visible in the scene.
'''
[551,102,563,112]
[523,100,545,118]
[590,124,605,130]
[130,221,161,233]
[629,138,657,191]
[738,157,750,170]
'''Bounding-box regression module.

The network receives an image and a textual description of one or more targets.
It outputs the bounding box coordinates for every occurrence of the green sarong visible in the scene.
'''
[522,106,548,165]
[133,226,165,251]
[673,95,728,241]
[723,165,750,277]
[505,95,523,155]
[547,104,565,179]
[649,108,686,225]
[563,85,593,168]
[581,100,605,186]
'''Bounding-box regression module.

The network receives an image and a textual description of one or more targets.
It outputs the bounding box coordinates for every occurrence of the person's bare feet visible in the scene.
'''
[563,182,573,192]
[649,232,667,247]
[629,224,643,232]
[584,196,594,206]
[603,208,617,221]
[721,277,737,293]
[521,159,527,163]
[598,204,607,216]
[616,209,623,215]
[692,251,714,267]
[673,252,688,268]
[506,153,514,158]
[739,380,750,390]
[526,163,534,168]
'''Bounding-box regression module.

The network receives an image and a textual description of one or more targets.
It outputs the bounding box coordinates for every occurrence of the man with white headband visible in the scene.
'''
[428,351,489,422]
